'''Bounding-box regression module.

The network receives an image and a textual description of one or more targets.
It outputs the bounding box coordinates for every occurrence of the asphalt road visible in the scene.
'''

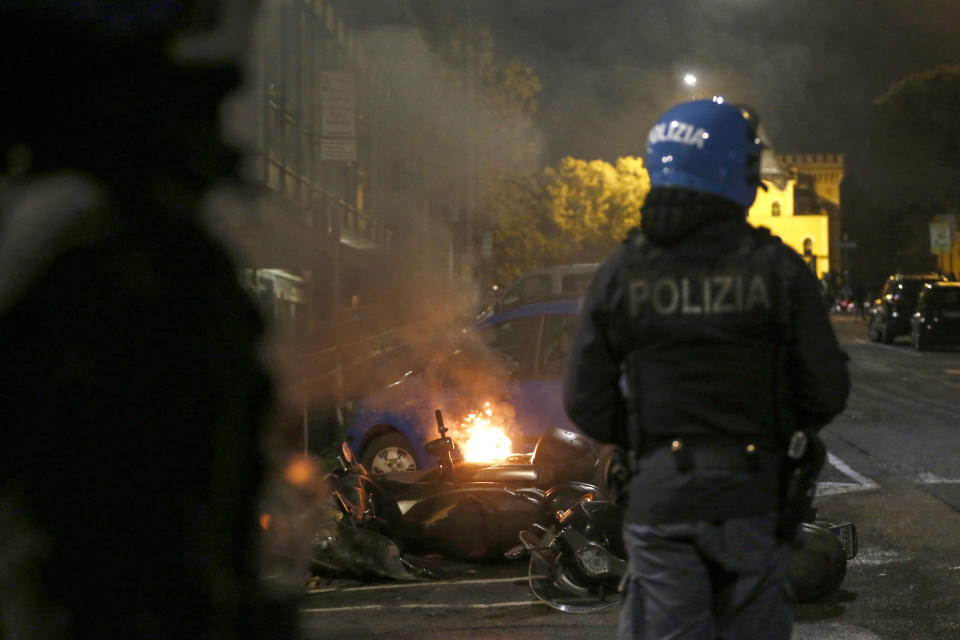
[300,316,960,640]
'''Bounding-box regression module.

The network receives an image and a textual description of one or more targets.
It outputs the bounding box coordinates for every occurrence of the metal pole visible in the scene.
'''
[332,167,344,442]
[303,378,309,455]
[464,1,477,309]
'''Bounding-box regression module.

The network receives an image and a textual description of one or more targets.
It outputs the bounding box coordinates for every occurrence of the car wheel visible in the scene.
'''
[867,318,881,342]
[362,432,418,474]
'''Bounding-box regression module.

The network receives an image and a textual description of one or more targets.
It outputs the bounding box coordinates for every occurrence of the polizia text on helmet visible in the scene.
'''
[648,121,708,150]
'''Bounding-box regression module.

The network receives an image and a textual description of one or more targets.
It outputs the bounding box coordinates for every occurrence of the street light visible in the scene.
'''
[683,72,697,87]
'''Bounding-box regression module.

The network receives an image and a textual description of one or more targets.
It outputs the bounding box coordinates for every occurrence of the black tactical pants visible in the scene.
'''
[619,513,793,640]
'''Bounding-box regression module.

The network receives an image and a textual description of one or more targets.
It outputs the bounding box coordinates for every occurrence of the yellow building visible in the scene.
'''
[747,151,832,280]
[777,153,845,274]
[778,153,844,208]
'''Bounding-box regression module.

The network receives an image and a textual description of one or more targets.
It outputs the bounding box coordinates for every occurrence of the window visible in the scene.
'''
[499,283,522,307]
[900,281,925,307]
[538,315,578,376]
[482,316,541,379]
[520,274,552,301]
[931,289,960,311]
[499,274,551,310]
[561,273,594,297]
[771,201,781,217]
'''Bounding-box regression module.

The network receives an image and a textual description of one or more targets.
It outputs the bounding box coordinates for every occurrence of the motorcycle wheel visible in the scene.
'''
[527,546,624,614]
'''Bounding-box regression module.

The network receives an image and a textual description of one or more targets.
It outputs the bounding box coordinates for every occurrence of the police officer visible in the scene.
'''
[563,99,850,640]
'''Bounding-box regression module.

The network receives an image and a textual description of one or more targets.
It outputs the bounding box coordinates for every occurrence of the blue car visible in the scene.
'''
[347,299,583,473]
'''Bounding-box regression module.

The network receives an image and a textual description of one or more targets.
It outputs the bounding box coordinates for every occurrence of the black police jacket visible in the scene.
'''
[563,216,850,523]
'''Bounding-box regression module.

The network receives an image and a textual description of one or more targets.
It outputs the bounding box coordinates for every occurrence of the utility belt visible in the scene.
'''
[628,437,780,474]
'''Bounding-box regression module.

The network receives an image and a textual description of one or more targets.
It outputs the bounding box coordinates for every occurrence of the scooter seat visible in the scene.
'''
[471,463,552,485]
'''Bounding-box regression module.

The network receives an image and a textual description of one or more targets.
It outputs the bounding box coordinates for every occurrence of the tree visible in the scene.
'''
[547,156,649,259]
[842,174,935,291]
[488,156,650,284]
[870,64,960,211]
[843,64,960,287]
[488,171,553,283]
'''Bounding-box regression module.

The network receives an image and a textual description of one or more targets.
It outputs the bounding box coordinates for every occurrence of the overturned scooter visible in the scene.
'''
[514,450,859,612]
[317,418,857,607]
[314,413,618,578]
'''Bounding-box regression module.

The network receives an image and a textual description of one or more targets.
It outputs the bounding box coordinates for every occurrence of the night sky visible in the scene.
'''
[480,0,960,170]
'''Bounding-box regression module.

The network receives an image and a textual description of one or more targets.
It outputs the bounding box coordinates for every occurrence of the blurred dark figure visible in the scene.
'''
[820,272,838,312]
[0,2,299,639]
[852,280,867,321]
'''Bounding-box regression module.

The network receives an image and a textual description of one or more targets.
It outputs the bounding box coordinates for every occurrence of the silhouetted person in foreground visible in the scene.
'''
[0,2,299,638]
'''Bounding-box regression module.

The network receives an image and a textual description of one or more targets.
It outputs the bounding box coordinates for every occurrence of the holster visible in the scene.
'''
[605,447,633,506]
[776,431,826,545]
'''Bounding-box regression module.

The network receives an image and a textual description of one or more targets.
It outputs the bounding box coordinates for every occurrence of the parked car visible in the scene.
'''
[868,273,950,344]
[481,264,598,318]
[348,298,583,473]
[910,282,960,351]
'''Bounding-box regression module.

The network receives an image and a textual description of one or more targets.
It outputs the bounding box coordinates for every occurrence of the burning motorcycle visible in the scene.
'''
[313,411,617,579]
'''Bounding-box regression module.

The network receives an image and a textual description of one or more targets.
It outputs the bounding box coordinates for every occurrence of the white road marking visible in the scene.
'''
[915,471,960,485]
[307,575,529,595]
[818,452,879,496]
[817,482,875,496]
[302,600,544,614]
[792,623,882,640]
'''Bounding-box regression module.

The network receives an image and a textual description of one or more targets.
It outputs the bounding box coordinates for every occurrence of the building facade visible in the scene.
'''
[747,151,834,280]
[219,0,475,449]
[777,153,845,274]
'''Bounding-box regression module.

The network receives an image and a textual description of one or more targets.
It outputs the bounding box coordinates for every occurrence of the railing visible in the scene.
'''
[340,198,392,247]
[257,152,393,248]
[278,309,425,453]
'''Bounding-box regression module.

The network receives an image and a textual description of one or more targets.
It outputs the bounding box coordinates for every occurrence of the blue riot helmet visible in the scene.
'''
[645,98,766,209]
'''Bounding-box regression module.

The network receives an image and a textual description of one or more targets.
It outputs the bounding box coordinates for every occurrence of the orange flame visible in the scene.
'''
[453,402,513,462]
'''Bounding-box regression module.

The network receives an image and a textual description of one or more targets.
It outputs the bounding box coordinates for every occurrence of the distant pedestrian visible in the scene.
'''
[821,272,838,312]
[852,280,867,321]
[563,99,850,640]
